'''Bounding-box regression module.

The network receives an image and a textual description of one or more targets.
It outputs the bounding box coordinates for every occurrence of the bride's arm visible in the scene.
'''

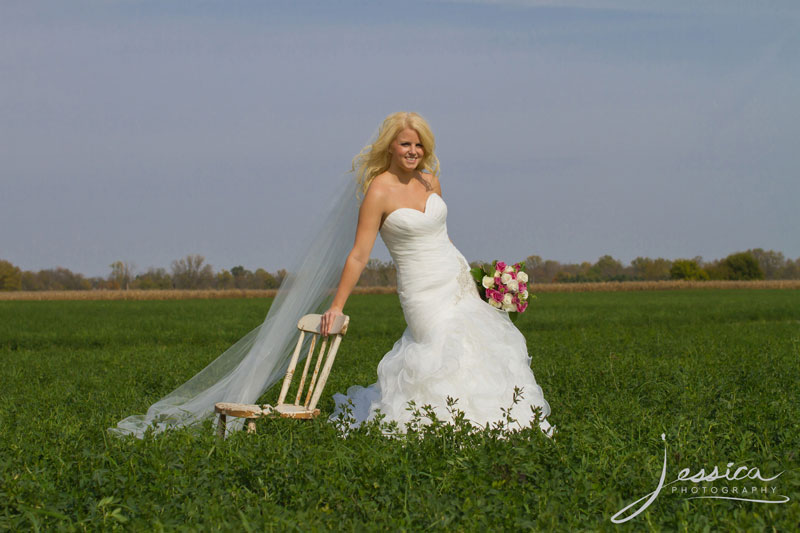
[320,189,385,336]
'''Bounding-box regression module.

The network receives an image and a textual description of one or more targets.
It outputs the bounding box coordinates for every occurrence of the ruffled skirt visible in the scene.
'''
[331,290,552,433]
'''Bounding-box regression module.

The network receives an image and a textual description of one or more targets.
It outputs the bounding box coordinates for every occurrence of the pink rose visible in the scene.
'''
[512,295,519,304]
[494,276,502,286]
[516,301,528,313]
[496,261,507,271]
[519,282,527,292]
[487,289,504,302]
[510,271,516,280]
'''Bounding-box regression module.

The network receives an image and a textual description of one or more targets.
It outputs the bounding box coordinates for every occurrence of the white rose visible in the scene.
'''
[500,273,512,284]
[493,270,501,277]
[521,290,529,299]
[481,276,495,289]
[506,279,519,292]
[502,302,515,312]
[502,293,513,305]
[504,265,514,273]
[517,271,529,283]
[489,299,502,309]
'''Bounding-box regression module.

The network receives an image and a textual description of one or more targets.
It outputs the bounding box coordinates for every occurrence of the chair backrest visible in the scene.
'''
[276,313,350,412]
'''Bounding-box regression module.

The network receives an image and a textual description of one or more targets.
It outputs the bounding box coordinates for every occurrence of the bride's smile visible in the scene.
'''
[388,128,425,173]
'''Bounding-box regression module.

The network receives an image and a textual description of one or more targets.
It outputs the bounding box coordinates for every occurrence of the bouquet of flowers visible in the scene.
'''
[470,260,533,321]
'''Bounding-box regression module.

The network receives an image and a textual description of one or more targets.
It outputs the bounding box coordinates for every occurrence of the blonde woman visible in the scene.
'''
[110,111,552,438]
[322,112,554,436]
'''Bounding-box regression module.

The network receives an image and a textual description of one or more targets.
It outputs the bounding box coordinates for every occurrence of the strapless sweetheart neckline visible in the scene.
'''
[382,192,440,228]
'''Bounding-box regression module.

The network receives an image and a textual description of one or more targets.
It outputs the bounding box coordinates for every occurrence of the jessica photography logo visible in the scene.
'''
[611,434,790,524]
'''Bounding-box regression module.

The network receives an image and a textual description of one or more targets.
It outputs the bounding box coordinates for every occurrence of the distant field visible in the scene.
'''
[1,279,798,300]
[1,291,798,530]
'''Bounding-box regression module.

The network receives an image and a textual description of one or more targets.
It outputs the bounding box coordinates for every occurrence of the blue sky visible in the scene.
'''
[2,0,798,277]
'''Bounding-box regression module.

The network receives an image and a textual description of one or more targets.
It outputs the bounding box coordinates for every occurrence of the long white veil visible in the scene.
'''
[110,174,360,438]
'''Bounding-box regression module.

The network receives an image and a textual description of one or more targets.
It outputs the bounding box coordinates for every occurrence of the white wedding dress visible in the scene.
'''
[331,192,553,434]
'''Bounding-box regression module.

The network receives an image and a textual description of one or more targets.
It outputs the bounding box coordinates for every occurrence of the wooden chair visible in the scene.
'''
[214,313,349,437]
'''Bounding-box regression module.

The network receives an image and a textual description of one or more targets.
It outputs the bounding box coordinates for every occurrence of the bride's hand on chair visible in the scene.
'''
[320,307,344,337]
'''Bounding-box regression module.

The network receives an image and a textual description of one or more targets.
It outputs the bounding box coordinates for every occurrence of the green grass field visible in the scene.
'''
[1,291,798,531]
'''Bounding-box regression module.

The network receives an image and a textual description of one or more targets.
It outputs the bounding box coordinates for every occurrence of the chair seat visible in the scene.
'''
[274,403,321,419]
[213,401,322,420]
[214,402,263,418]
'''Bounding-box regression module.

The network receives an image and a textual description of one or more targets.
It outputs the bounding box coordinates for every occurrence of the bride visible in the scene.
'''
[111,111,552,438]
[321,112,554,436]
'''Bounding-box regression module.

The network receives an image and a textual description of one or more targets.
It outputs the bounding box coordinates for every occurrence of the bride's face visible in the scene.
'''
[388,128,424,172]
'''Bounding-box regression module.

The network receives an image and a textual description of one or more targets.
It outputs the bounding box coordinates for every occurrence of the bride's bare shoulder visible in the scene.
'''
[362,176,393,211]
[424,172,443,195]
[366,175,392,196]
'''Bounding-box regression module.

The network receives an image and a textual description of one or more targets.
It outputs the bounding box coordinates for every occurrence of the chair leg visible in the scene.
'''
[247,419,257,434]
[217,413,227,439]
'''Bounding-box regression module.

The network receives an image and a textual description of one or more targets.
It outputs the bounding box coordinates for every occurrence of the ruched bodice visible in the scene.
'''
[333,192,552,433]
[380,193,451,260]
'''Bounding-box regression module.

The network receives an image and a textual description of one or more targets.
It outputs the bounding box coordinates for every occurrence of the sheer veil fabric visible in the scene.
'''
[110,175,360,438]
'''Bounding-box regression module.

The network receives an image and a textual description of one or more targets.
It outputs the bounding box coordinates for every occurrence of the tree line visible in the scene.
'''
[521,249,800,283]
[0,255,288,291]
[0,249,798,292]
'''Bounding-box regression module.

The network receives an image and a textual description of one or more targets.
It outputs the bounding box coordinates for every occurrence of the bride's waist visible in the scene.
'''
[392,247,464,267]
[386,236,454,257]
[394,253,468,284]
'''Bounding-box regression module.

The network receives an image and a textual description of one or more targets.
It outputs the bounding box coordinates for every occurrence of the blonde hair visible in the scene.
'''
[352,112,441,195]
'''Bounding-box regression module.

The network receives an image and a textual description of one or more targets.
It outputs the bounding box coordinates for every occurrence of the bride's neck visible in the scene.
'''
[386,167,420,184]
